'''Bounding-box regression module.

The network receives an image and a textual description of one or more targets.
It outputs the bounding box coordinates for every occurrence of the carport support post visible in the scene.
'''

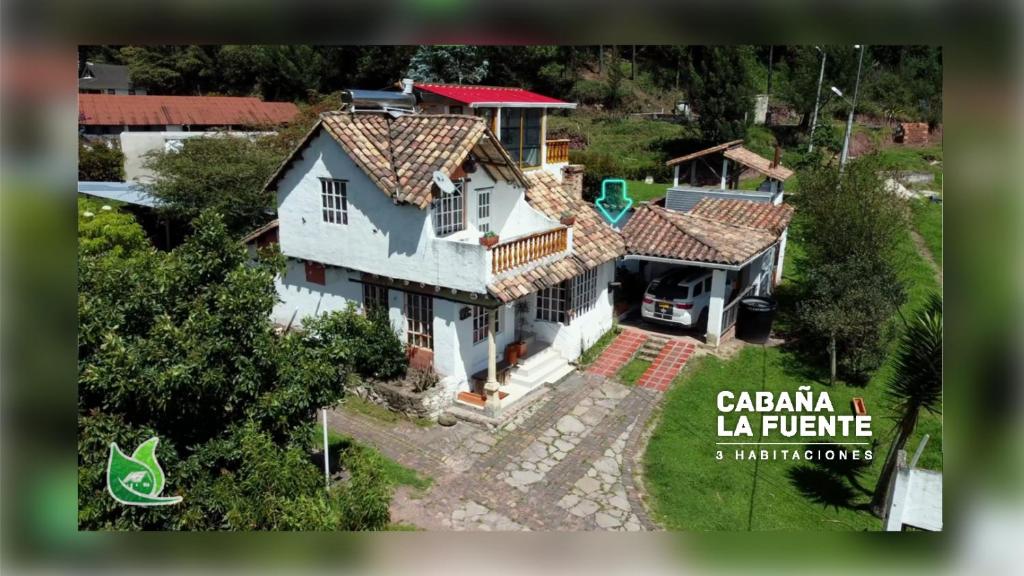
[774,231,788,285]
[706,269,728,347]
[720,158,729,190]
[672,164,680,187]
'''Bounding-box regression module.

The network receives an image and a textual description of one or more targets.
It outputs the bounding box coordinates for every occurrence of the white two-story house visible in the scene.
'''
[260,109,623,416]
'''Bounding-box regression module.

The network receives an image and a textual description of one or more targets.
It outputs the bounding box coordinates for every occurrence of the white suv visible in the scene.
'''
[641,268,732,328]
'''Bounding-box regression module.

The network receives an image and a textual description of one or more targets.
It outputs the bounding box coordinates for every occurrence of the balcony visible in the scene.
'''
[490,227,570,275]
[545,139,570,165]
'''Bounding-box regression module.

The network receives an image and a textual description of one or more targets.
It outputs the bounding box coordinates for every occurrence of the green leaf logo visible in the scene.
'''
[106,437,182,507]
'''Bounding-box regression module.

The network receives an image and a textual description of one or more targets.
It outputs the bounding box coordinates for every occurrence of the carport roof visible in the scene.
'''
[621,202,785,266]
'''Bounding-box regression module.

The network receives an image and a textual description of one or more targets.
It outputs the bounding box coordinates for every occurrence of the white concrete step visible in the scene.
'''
[515,346,564,378]
[509,347,573,389]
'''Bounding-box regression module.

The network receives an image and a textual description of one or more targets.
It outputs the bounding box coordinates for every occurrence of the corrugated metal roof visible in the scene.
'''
[78,94,299,126]
[78,181,159,207]
[415,83,576,108]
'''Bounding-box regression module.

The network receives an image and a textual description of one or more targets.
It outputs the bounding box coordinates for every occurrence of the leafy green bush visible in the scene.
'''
[571,79,608,105]
[333,446,394,531]
[78,209,392,530]
[303,306,407,381]
[79,141,125,182]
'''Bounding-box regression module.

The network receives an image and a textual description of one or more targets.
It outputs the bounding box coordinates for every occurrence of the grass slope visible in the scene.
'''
[910,199,943,268]
[643,211,942,531]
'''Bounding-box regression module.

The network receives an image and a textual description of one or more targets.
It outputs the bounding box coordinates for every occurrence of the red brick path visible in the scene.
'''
[586,329,647,377]
[636,340,696,392]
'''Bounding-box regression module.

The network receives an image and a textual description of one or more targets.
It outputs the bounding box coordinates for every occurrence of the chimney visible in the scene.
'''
[561,164,585,200]
[772,145,782,168]
[401,78,414,94]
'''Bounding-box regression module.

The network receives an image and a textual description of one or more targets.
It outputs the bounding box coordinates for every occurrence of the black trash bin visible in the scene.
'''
[736,297,777,343]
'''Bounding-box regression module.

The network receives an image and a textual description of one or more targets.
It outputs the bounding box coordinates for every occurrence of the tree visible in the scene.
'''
[687,47,757,142]
[119,46,216,95]
[870,294,942,515]
[795,158,908,382]
[79,142,125,182]
[143,135,283,238]
[78,208,395,529]
[407,46,489,84]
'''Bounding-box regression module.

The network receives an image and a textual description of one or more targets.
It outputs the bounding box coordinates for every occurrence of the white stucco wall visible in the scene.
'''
[277,131,492,293]
[271,261,364,327]
[528,260,617,361]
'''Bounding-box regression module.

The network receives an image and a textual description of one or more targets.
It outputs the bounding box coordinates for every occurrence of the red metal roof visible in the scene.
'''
[78,94,299,127]
[414,83,575,108]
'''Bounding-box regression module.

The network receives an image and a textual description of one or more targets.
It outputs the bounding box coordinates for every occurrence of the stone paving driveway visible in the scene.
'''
[326,371,663,531]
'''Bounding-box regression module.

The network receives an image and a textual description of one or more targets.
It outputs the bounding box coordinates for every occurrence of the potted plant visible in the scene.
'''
[505,342,521,365]
[479,230,499,248]
[559,211,576,226]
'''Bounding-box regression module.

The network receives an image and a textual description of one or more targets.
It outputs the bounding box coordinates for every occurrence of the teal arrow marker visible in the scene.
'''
[595,179,633,224]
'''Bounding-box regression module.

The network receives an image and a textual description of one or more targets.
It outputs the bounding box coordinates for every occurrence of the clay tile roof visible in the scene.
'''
[689,198,794,236]
[621,203,781,265]
[487,171,626,303]
[268,111,527,209]
[78,94,299,126]
[723,146,795,181]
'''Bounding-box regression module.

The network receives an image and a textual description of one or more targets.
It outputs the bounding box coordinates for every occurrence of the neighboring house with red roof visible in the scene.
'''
[258,108,621,418]
[410,82,577,179]
[78,93,299,182]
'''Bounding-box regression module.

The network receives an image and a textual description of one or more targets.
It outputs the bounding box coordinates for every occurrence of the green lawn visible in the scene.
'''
[910,199,943,267]
[625,179,669,202]
[343,395,434,428]
[643,206,942,531]
[326,431,433,492]
[579,325,621,367]
[617,358,651,385]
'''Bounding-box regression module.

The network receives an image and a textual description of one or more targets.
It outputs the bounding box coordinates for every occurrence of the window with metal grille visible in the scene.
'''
[536,282,567,323]
[320,178,348,225]
[431,178,464,236]
[405,293,433,349]
[472,305,502,344]
[363,283,388,313]
[476,187,492,233]
[571,267,600,316]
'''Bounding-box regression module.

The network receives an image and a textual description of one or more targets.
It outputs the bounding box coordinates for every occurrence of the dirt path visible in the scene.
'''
[910,229,943,287]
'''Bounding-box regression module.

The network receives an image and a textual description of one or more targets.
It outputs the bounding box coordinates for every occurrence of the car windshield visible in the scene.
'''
[649,278,690,299]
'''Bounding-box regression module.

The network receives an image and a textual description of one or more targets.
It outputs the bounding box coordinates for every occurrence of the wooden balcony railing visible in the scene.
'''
[491,227,569,275]
[545,139,570,164]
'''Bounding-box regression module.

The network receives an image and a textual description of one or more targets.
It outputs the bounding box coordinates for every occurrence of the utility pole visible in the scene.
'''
[631,45,637,80]
[598,45,603,74]
[808,47,827,153]
[840,45,866,169]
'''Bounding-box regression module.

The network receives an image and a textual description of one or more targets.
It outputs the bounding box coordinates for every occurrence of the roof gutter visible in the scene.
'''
[467,102,578,109]
[623,240,780,272]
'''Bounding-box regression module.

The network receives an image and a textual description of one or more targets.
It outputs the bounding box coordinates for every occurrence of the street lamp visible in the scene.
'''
[838,45,866,169]
[807,46,827,153]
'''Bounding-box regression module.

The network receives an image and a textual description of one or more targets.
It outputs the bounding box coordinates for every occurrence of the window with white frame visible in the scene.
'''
[570,267,600,316]
[432,178,465,236]
[405,293,433,349]
[363,283,388,314]
[476,187,492,233]
[536,282,567,323]
[472,305,502,344]
[320,178,348,225]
